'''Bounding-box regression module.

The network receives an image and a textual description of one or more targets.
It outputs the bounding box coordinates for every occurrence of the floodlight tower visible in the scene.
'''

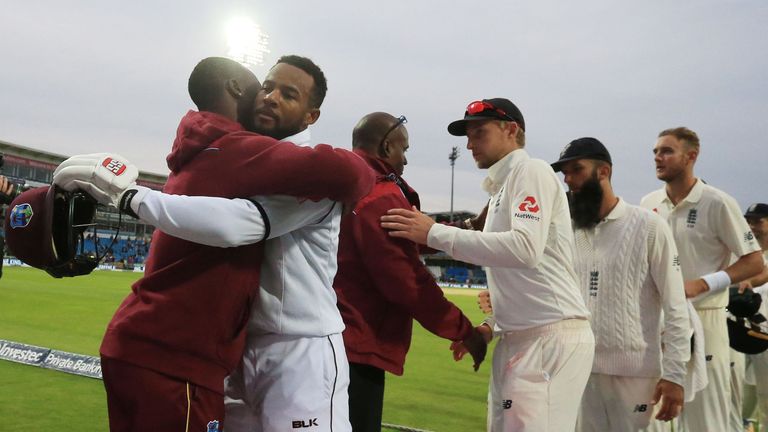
[449,146,459,222]
[226,17,270,68]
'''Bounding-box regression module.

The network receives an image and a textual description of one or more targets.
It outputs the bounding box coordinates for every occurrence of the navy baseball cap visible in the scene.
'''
[745,203,768,218]
[447,98,525,136]
[551,137,612,172]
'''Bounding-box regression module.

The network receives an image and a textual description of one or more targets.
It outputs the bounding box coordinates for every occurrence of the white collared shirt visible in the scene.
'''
[640,179,762,309]
[428,149,589,331]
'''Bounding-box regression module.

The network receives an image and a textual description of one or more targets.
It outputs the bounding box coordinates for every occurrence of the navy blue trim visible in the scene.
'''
[327,335,338,432]
[317,201,337,224]
[247,199,270,240]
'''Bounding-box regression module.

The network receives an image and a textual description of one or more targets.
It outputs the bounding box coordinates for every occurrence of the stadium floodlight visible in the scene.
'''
[449,146,459,223]
[226,17,270,68]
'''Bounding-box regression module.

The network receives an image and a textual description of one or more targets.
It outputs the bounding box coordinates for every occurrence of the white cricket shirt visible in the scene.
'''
[427,149,589,331]
[640,179,762,309]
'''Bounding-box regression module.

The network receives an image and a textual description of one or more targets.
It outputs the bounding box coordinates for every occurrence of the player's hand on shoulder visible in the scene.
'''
[53,153,138,208]
[380,206,434,245]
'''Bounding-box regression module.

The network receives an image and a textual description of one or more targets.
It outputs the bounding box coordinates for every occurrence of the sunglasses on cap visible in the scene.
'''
[466,101,516,122]
[379,115,408,147]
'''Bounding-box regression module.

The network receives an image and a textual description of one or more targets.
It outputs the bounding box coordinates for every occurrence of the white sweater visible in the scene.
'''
[574,199,690,385]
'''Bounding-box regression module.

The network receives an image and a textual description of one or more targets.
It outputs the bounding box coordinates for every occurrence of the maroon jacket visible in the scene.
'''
[100,111,374,393]
[333,151,473,375]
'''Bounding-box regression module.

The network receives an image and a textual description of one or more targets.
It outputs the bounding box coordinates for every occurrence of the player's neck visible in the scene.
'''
[664,173,697,206]
[598,186,619,220]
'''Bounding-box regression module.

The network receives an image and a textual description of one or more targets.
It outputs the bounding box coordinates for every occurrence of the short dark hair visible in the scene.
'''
[275,55,327,108]
[659,127,700,151]
[188,57,249,111]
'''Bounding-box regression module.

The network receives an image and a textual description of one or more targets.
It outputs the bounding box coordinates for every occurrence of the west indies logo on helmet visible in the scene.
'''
[3,185,118,278]
[9,203,34,228]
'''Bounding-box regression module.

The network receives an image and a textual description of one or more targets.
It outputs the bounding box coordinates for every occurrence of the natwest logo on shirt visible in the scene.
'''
[518,196,540,213]
[101,157,127,176]
[514,196,542,221]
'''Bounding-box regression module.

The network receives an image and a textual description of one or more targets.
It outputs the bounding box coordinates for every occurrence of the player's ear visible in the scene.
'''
[687,148,699,164]
[597,163,611,181]
[225,79,244,99]
[304,108,321,127]
[381,139,392,158]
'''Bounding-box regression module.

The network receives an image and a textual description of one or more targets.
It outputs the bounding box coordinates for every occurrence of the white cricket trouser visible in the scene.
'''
[224,332,351,432]
[730,348,746,431]
[750,350,768,431]
[679,308,731,432]
[488,318,594,432]
[576,374,660,431]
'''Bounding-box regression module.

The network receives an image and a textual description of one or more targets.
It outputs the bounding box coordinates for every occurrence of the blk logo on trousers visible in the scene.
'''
[292,418,319,428]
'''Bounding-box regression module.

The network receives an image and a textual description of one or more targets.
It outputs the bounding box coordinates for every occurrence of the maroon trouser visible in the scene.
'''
[101,356,224,432]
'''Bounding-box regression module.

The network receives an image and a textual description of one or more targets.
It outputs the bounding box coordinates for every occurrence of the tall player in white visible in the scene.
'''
[640,127,764,431]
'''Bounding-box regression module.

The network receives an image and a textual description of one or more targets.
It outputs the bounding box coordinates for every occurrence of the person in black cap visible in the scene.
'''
[740,202,768,432]
[742,203,768,289]
[552,137,691,430]
[382,98,594,432]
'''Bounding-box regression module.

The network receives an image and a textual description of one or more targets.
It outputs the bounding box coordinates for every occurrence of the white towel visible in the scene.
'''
[684,301,708,402]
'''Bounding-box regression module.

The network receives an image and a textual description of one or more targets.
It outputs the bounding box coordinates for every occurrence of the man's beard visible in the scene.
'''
[568,176,604,229]
[236,88,302,140]
[250,121,300,141]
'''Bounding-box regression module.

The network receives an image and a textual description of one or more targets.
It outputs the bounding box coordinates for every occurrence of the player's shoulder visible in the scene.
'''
[626,201,656,218]
[622,202,661,227]
[525,156,557,174]
[697,182,737,205]
[640,188,665,207]
[354,181,406,214]
[513,157,560,188]
[214,131,282,150]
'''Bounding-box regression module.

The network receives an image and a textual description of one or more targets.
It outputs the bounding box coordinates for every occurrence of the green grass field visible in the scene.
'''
[0,267,492,431]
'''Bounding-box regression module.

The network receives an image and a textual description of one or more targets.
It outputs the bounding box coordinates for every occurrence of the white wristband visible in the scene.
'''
[701,271,731,293]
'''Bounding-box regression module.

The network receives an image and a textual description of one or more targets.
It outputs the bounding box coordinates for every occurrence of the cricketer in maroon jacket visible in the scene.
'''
[335,150,474,374]
[334,113,484,431]
[99,110,374,407]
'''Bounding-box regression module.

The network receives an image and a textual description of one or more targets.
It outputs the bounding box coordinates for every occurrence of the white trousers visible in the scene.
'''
[749,350,768,431]
[576,374,660,432]
[488,319,594,432]
[679,308,731,432]
[730,348,746,431]
[224,333,351,432]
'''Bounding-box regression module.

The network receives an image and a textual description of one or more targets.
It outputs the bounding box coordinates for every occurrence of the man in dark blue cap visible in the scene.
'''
[382,98,594,432]
[743,203,768,290]
[552,137,690,431]
[741,202,768,431]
